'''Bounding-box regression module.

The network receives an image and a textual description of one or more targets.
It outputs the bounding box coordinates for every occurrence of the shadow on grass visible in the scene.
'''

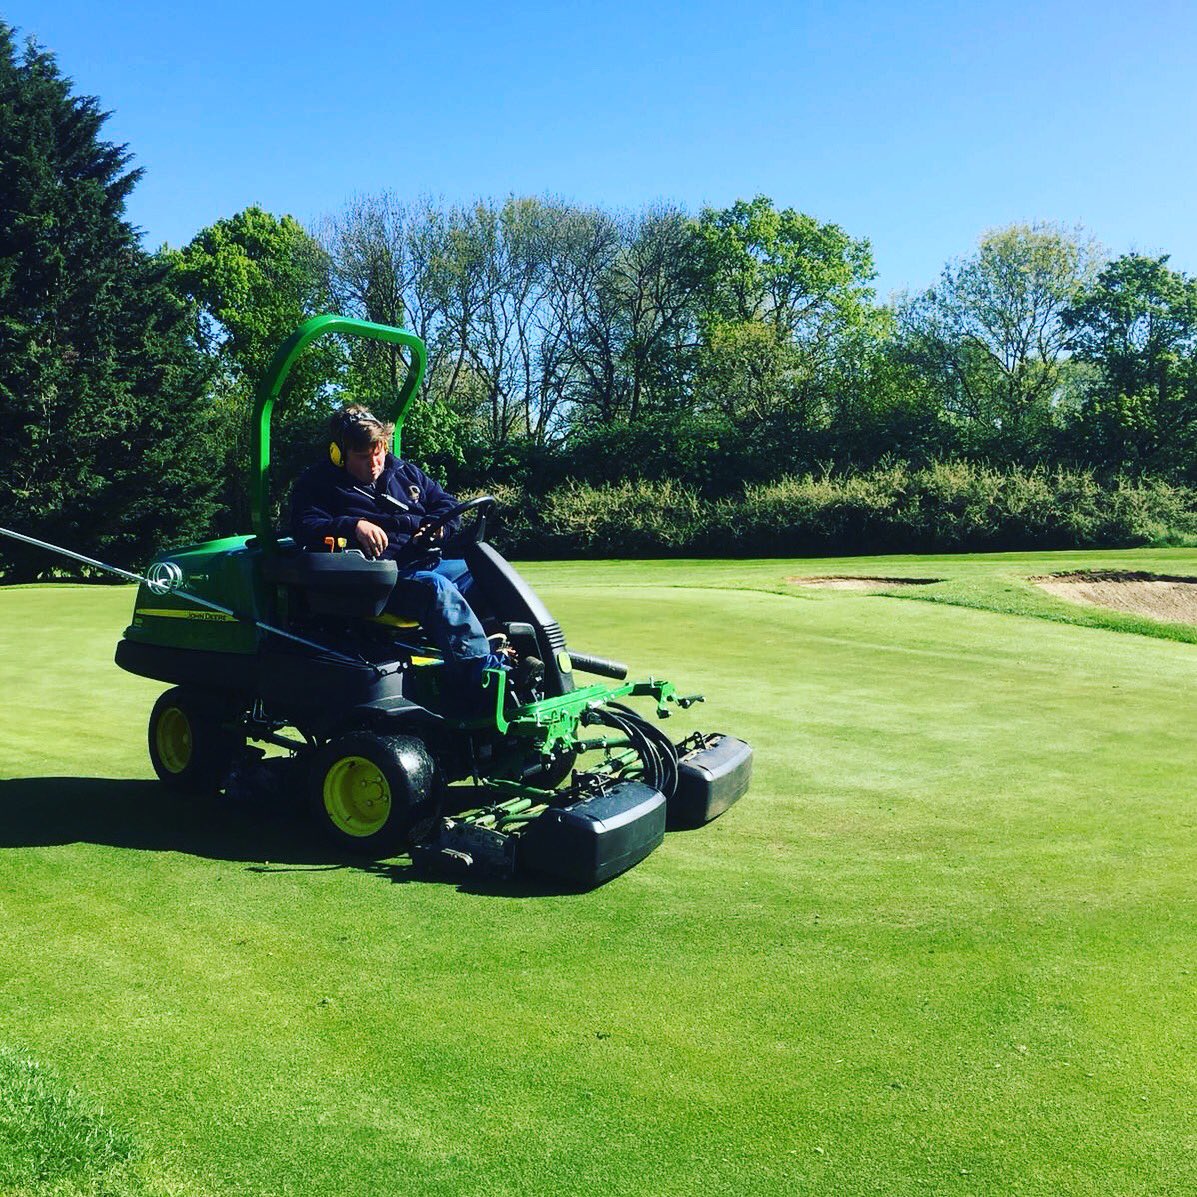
[0,774,327,864]
[358,861,589,898]
[0,776,583,897]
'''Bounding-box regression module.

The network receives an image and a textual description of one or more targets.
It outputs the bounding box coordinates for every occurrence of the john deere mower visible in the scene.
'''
[107,315,751,887]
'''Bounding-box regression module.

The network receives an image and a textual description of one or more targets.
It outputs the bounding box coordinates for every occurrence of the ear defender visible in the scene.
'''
[328,409,381,468]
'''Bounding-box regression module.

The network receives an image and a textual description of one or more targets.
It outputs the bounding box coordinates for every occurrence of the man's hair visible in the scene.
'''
[329,404,393,453]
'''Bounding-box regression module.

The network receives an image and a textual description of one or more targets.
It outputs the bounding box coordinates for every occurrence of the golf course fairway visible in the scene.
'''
[1,550,1194,1195]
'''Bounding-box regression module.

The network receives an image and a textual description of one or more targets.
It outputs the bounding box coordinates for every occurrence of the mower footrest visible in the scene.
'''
[518,782,666,887]
[670,734,753,828]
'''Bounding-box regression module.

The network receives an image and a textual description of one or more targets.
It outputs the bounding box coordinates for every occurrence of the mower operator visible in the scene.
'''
[290,405,507,696]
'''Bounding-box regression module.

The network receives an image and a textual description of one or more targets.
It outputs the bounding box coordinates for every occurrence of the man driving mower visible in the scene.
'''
[290,405,510,703]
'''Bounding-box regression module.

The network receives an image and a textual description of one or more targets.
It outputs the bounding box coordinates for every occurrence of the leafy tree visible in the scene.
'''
[900,224,1101,458]
[695,318,799,426]
[692,197,883,445]
[319,193,457,416]
[561,411,735,494]
[1066,255,1197,388]
[1063,253,1197,475]
[0,24,219,579]
[167,206,338,528]
[823,314,956,469]
[551,206,703,428]
[694,196,876,335]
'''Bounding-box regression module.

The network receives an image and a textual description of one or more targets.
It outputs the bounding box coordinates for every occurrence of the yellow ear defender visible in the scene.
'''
[328,410,380,468]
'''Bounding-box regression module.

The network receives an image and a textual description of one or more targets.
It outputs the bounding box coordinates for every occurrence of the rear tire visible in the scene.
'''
[148,686,242,795]
[308,731,436,858]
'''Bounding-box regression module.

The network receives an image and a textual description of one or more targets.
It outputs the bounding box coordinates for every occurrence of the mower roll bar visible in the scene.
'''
[250,314,428,544]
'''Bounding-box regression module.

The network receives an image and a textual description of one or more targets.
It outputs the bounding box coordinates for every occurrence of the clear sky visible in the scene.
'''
[7,0,1196,300]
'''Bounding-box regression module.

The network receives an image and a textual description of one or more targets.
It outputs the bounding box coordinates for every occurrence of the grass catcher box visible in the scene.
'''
[669,734,753,828]
[518,781,666,886]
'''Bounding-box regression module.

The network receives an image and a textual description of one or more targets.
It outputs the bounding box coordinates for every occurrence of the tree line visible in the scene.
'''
[3,24,1197,576]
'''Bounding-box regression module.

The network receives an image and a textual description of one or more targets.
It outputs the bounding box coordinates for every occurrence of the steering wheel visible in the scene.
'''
[414,495,497,549]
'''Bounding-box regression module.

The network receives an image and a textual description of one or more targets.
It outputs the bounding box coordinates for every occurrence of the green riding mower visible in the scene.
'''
[113,315,752,888]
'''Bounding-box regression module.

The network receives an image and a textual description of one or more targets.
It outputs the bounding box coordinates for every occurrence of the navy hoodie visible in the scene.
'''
[290,453,461,562]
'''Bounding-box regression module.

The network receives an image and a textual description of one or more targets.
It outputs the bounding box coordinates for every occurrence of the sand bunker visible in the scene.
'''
[1032,570,1197,624]
[788,575,941,591]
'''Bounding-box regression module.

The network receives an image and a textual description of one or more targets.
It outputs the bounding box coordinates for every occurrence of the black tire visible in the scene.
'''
[148,686,242,795]
[308,731,436,858]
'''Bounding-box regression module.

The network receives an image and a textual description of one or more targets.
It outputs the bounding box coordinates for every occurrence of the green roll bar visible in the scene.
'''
[249,314,427,542]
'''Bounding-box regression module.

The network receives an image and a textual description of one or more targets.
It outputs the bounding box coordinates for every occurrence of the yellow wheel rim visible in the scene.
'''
[322,755,392,837]
[155,706,192,774]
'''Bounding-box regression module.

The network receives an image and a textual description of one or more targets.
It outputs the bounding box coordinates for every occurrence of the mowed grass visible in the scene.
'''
[1,550,1195,1195]
[0,1045,139,1195]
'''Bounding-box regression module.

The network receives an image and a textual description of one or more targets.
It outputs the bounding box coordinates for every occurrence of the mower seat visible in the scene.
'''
[267,547,398,618]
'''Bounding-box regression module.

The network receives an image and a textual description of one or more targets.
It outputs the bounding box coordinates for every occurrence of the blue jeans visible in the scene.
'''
[388,558,498,678]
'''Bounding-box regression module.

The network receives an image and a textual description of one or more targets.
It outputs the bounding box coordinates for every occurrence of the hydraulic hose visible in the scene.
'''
[585,706,679,798]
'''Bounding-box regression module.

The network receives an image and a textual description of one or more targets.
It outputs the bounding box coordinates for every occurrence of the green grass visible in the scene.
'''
[1,552,1196,1195]
[0,1046,140,1196]
[534,544,1197,643]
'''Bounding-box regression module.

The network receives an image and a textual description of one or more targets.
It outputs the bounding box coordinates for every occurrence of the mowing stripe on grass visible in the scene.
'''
[2,564,1196,1195]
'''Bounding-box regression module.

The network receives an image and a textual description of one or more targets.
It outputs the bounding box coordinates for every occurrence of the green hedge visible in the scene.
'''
[485,463,1197,557]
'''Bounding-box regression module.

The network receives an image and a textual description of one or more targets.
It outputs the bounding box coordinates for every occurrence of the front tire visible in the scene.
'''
[148,686,241,794]
[308,731,436,857]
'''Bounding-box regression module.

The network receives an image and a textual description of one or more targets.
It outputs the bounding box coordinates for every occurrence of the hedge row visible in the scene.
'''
[484,462,1197,557]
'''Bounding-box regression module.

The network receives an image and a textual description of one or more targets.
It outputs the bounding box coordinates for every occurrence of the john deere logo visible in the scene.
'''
[146,560,184,595]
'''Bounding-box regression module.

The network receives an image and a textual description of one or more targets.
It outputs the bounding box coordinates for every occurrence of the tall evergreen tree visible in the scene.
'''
[0,23,219,579]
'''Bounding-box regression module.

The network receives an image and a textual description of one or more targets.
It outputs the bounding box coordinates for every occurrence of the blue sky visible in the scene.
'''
[7,0,1196,299]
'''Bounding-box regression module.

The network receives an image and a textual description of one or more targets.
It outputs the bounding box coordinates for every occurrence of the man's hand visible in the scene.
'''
[411,519,446,547]
[354,519,389,558]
